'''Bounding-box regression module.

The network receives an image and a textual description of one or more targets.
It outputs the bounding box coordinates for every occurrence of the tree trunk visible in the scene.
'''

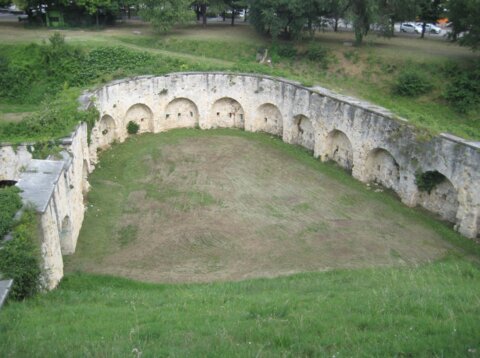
[421,22,426,38]
[334,17,339,32]
[231,9,235,26]
[201,4,207,26]
[196,5,201,21]
[222,12,226,21]
[96,11,99,27]
[244,8,247,22]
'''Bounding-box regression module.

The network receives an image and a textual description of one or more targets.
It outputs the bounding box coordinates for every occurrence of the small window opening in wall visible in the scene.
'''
[178,113,181,117]
[141,118,144,122]
[102,129,109,136]
[190,111,193,117]
[377,165,381,171]
[0,180,17,188]
[229,113,233,118]
[217,112,220,116]
[166,114,170,119]
[442,194,447,200]
[264,117,268,123]
[240,114,244,120]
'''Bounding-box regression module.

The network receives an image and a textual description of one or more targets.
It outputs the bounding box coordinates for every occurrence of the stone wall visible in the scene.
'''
[1,72,479,289]
[87,73,480,239]
[4,124,90,289]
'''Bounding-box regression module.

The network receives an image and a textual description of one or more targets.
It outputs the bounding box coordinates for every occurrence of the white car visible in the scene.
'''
[400,23,422,34]
[415,23,442,34]
[425,23,442,34]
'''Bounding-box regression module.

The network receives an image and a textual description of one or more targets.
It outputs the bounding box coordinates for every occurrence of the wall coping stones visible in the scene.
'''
[0,279,13,309]
[16,160,64,213]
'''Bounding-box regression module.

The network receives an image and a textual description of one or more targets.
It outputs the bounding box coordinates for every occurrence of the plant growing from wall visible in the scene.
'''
[415,170,445,194]
[0,209,41,301]
[127,121,140,135]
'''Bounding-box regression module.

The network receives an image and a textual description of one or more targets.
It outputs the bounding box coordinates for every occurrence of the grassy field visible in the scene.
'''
[1,258,479,357]
[65,129,465,283]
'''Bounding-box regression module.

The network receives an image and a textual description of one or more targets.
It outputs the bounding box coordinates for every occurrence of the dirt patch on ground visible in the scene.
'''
[67,132,452,283]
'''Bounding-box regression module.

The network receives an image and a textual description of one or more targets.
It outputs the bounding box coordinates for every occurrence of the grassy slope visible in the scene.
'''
[0,21,478,139]
[1,259,479,357]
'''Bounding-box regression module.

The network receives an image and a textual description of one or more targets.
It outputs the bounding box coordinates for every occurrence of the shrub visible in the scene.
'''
[444,65,480,113]
[0,88,99,143]
[393,69,433,97]
[415,171,445,194]
[0,187,22,238]
[272,44,297,59]
[306,43,331,69]
[0,210,41,300]
[127,121,140,135]
[343,50,360,64]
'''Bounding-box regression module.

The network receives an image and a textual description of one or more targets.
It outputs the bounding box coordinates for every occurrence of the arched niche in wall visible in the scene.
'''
[165,98,199,129]
[292,114,315,151]
[365,148,400,191]
[326,129,353,171]
[211,97,245,129]
[125,103,154,134]
[60,216,72,243]
[0,180,17,188]
[82,160,89,196]
[97,115,116,147]
[416,170,459,223]
[254,103,283,136]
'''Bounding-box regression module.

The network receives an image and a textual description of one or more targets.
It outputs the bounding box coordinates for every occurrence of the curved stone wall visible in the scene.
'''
[87,72,480,239]
[1,72,479,290]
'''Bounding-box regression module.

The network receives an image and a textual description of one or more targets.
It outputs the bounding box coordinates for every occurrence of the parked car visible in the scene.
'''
[415,23,442,34]
[425,23,441,34]
[400,23,422,34]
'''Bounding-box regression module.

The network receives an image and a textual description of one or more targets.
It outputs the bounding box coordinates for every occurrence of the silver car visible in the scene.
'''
[400,23,422,34]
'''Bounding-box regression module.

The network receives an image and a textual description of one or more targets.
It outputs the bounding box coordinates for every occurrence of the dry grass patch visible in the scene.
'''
[66,130,455,283]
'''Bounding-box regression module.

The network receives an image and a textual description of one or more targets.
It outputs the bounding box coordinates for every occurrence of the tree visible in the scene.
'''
[447,0,480,50]
[417,0,444,38]
[192,0,225,26]
[248,0,314,39]
[224,0,247,26]
[76,0,118,26]
[140,0,193,32]
[348,0,378,45]
[376,0,418,37]
[325,0,351,32]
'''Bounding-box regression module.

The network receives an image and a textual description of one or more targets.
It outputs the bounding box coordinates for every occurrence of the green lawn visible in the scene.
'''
[1,258,479,357]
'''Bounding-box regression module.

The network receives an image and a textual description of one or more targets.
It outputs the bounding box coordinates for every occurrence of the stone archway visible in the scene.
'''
[365,148,400,190]
[82,160,89,196]
[210,97,245,129]
[417,171,459,222]
[326,129,353,171]
[125,104,154,134]
[165,98,199,129]
[255,103,283,136]
[97,115,116,147]
[60,216,72,242]
[0,180,17,188]
[292,115,315,151]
